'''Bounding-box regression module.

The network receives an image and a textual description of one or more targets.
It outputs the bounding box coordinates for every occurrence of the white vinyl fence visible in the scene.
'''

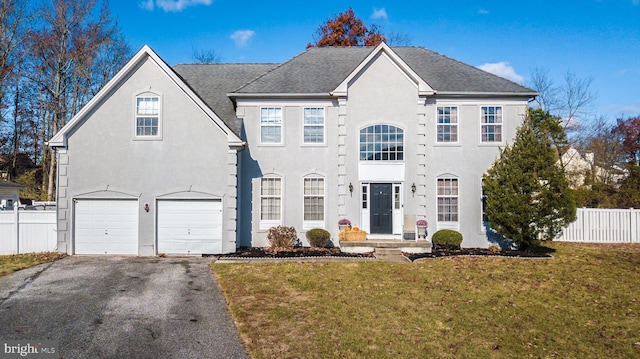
[0,206,57,254]
[556,208,639,243]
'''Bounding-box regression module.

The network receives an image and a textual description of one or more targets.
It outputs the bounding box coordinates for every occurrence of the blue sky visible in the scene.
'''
[111,0,640,122]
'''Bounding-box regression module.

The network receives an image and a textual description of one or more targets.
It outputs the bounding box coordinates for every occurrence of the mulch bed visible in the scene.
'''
[404,247,554,261]
[215,246,375,259]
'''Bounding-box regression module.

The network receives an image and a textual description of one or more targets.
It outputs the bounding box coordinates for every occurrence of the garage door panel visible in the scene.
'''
[157,200,222,255]
[75,200,138,255]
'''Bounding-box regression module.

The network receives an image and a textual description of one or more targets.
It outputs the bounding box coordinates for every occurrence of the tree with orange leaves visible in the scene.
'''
[307,8,386,48]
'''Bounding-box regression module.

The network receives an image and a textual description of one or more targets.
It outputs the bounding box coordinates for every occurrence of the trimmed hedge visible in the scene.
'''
[306,228,331,248]
[432,229,463,250]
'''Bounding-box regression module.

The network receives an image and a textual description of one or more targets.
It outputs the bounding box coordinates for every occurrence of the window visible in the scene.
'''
[359,124,404,161]
[437,178,459,222]
[303,108,324,144]
[260,178,282,221]
[260,107,282,144]
[437,106,458,142]
[136,96,159,137]
[303,178,324,221]
[362,185,368,209]
[481,106,502,142]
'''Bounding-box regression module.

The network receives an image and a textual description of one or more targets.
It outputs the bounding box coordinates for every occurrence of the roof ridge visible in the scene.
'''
[232,48,314,93]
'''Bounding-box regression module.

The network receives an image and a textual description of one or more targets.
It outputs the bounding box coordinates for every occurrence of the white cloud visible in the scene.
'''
[140,0,213,12]
[230,30,255,48]
[372,7,388,20]
[477,62,525,84]
[139,0,154,10]
[478,9,490,15]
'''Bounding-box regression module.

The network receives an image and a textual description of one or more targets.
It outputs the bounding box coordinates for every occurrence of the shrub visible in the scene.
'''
[306,228,331,248]
[267,226,297,250]
[432,229,463,250]
[487,244,501,254]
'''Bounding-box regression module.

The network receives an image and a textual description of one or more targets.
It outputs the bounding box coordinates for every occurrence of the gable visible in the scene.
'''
[49,46,243,149]
[333,43,433,97]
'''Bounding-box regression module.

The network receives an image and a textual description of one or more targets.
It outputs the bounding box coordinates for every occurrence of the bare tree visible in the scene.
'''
[527,67,559,113]
[385,32,412,46]
[26,0,128,200]
[527,68,597,130]
[191,47,222,64]
[580,116,626,185]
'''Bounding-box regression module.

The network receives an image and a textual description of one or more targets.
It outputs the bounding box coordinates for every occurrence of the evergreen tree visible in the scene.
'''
[483,108,576,249]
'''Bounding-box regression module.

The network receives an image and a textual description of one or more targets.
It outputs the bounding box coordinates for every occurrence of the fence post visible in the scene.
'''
[13,203,19,253]
[631,208,637,243]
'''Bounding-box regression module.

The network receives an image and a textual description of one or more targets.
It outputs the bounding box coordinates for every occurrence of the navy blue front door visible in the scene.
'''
[370,183,392,234]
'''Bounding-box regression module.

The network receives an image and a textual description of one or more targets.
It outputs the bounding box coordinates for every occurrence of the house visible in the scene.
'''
[0,179,23,209]
[561,146,626,188]
[49,43,537,255]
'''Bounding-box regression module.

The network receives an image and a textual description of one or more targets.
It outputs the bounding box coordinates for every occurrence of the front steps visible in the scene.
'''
[340,239,432,258]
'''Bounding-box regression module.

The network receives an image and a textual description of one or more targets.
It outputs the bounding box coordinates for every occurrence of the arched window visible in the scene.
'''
[359,124,404,161]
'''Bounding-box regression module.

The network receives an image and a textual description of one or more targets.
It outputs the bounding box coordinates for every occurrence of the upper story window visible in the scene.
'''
[481,106,502,142]
[261,107,282,144]
[437,106,458,142]
[135,96,160,137]
[359,124,404,161]
[303,108,325,144]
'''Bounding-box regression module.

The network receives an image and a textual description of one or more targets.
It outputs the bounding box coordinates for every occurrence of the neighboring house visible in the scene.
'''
[561,146,626,188]
[50,43,536,255]
[0,180,23,209]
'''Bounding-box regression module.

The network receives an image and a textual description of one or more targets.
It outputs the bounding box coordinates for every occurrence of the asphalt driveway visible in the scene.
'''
[0,256,248,358]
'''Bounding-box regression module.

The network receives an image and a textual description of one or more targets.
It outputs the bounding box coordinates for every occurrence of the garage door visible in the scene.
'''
[157,200,223,255]
[75,199,138,255]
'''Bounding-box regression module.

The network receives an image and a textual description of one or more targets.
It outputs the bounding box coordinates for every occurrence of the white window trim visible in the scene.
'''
[436,106,459,144]
[259,107,284,146]
[302,176,325,230]
[133,93,162,141]
[302,107,326,146]
[358,124,405,162]
[259,176,283,229]
[479,105,504,144]
[436,177,460,227]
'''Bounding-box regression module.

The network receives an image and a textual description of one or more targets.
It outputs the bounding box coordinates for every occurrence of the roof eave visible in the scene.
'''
[434,91,539,98]
[228,92,333,99]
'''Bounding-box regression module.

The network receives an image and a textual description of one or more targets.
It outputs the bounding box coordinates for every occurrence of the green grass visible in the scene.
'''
[0,252,66,277]
[212,242,640,358]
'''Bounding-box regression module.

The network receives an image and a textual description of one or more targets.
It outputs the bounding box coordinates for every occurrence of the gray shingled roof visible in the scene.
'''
[173,63,278,135]
[234,47,374,94]
[173,46,535,136]
[233,46,535,95]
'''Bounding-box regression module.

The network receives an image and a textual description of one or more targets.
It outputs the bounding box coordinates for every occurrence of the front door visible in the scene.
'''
[370,183,393,234]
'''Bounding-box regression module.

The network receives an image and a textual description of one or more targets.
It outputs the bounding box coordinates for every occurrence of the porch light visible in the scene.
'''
[411,183,416,196]
[348,183,354,193]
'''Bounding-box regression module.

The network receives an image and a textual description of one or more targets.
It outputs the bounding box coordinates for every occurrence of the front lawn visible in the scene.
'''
[0,252,66,277]
[212,242,640,358]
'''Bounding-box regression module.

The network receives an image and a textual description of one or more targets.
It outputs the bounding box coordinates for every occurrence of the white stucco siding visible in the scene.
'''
[426,99,527,247]
[342,52,422,236]
[59,57,237,255]
[236,99,339,247]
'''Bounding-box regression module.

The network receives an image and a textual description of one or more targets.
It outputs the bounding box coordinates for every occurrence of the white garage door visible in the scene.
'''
[75,199,138,255]
[157,200,223,255]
